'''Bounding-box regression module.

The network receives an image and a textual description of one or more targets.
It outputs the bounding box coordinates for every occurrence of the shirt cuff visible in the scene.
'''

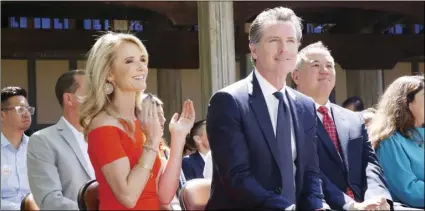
[285,204,296,211]
[343,200,356,210]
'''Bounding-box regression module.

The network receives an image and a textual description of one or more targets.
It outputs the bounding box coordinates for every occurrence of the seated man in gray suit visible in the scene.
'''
[27,70,94,209]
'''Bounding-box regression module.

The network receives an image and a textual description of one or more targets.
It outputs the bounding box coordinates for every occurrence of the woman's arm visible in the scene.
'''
[157,100,195,204]
[101,143,160,208]
[157,134,186,204]
[377,135,424,208]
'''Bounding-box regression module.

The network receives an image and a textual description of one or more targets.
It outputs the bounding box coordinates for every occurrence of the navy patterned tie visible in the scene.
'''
[273,91,296,203]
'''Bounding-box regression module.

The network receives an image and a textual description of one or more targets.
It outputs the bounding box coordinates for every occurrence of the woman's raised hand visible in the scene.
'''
[140,96,162,146]
[169,100,195,139]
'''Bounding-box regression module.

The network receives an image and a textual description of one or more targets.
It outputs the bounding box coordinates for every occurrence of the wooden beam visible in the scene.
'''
[1,2,167,22]
[105,1,197,26]
[1,29,199,69]
[3,1,423,27]
[234,1,424,24]
[1,29,423,70]
[236,33,424,70]
[328,11,395,33]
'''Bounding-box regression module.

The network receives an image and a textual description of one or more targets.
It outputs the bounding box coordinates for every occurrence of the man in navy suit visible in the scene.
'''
[182,120,209,180]
[206,7,328,210]
[291,41,393,210]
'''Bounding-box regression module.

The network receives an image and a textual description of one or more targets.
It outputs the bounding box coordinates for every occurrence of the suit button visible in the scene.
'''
[274,187,282,194]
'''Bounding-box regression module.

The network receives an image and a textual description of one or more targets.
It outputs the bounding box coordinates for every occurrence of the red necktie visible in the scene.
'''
[317,106,355,200]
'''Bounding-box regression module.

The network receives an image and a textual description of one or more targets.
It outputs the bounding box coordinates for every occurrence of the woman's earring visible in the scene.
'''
[104,82,114,95]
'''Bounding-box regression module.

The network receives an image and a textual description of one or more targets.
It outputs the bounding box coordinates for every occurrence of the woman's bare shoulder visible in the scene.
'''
[88,112,123,132]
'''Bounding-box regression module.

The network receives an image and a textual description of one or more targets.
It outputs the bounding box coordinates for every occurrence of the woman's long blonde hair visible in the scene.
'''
[79,32,149,138]
[368,75,424,149]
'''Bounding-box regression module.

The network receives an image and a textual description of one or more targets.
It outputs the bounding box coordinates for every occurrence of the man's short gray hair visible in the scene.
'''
[249,6,303,65]
[294,41,332,71]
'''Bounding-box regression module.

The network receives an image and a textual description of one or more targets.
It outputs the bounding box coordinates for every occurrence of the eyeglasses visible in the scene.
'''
[1,106,35,115]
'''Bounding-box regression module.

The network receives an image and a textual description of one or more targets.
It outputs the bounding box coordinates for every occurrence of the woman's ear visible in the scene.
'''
[106,71,114,84]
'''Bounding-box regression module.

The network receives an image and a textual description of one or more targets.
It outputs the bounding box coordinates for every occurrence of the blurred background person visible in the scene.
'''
[183,143,196,157]
[369,75,424,209]
[362,107,377,131]
[342,96,365,112]
[142,93,186,210]
[181,120,209,181]
[79,32,195,210]
[1,86,33,210]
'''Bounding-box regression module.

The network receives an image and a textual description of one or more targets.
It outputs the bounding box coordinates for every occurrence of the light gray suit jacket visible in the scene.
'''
[27,118,94,210]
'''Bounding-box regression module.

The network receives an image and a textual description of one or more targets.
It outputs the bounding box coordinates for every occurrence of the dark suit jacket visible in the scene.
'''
[205,72,325,210]
[317,103,392,210]
[182,151,205,181]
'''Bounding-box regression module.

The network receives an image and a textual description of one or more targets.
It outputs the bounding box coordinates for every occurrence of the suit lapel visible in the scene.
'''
[248,72,283,173]
[316,118,344,165]
[330,105,350,169]
[56,118,92,178]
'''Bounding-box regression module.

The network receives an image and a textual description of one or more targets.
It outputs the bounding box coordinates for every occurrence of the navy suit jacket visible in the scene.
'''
[205,72,325,210]
[317,104,392,210]
[182,151,205,181]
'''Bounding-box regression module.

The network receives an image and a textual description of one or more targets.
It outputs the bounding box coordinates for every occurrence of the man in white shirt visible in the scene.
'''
[182,120,210,181]
[291,41,392,211]
[203,151,212,179]
[27,70,94,210]
[1,86,33,210]
[205,6,328,210]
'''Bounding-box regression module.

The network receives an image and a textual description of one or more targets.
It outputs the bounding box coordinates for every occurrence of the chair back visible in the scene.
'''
[20,193,39,211]
[78,179,99,211]
[178,178,211,210]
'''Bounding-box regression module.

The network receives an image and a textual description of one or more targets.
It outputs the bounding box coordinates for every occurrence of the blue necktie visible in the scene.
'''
[273,91,296,203]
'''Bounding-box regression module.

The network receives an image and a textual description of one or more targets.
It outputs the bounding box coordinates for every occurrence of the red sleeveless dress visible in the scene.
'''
[87,120,162,210]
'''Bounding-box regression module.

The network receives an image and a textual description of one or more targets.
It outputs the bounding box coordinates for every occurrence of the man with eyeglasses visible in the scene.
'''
[1,86,34,210]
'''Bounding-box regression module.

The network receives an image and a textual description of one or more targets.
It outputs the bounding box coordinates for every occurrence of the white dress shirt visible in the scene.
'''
[255,70,297,177]
[203,151,213,179]
[199,151,208,163]
[62,117,95,179]
[315,101,333,123]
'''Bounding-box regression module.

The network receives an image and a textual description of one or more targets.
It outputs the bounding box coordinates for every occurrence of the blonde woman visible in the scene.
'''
[368,75,424,209]
[79,32,195,210]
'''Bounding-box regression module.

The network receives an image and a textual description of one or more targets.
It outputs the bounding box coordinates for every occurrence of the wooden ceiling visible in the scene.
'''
[1,1,423,70]
[2,1,423,32]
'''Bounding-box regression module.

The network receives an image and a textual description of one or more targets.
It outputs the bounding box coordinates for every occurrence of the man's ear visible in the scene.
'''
[193,135,201,144]
[63,93,73,107]
[249,43,258,61]
[291,70,300,85]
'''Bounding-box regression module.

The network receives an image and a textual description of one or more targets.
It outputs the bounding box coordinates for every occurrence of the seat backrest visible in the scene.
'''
[20,193,39,211]
[178,178,211,210]
[78,179,99,211]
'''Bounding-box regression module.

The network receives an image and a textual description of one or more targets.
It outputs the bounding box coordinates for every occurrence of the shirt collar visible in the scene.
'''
[199,151,209,162]
[61,116,83,138]
[1,132,29,147]
[315,100,332,113]
[255,69,286,98]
